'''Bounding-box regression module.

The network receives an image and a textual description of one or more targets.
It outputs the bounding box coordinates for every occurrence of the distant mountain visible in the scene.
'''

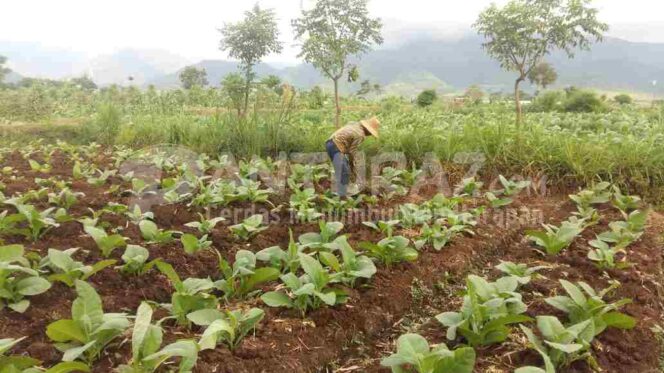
[145,34,664,97]
[88,49,191,86]
[4,33,664,96]
[147,60,281,88]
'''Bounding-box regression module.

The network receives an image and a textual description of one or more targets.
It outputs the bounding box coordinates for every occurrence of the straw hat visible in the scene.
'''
[360,116,380,138]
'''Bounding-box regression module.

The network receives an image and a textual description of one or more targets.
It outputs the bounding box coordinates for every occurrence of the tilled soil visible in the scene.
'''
[0,151,662,373]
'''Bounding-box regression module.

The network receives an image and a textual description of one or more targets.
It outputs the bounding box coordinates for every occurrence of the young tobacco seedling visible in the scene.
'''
[484,191,513,208]
[119,245,159,276]
[86,169,117,187]
[261,253,346,316]
[416,221,466,251]
[495,261,549,285]
[125,205,154,225]
[46,280,129,364]
[526,220,584,255]
[0,337,90,373]
[256,229,303,274]
[47,188,84,210]
[319,236,377,287]
[597,209,648,247]
[298,220,344,252]
[359,236,419,267]
[436,275,531,347]
[84,225,127,257]
[497,175,531,197]
[288,183,322,223]
[611,186,641,214]
[515,316,596,373]
[587,238,628,269]
[233,178,273,205]
[569,182,611,210]
[229,214,267,241]
[180,234,212,255]
[362,220,400,237]
[40,248,116,287]
[0,244,52,313]
[139,220,177,244]
[185,214,225,235]
[455,177,484,197]
[4,201,59,241]
[187,307,265,351]
[28,159,52,173]
[155,261,218,326]
[545,279,635,336]
[398,204,432,228]
[214,250,280,300]
[380,333,476,373]
[117,302,199,373]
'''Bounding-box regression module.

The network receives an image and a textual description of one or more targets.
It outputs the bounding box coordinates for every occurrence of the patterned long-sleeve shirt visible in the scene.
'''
[329,122,366,174]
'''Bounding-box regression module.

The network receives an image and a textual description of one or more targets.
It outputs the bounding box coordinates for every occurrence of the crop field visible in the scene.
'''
[0,137,662,373]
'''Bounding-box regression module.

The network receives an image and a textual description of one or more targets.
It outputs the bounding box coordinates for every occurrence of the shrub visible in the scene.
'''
[530,90,565,112]
[614,94,633,105]
[563,90,605,113]
[416,89,437,108]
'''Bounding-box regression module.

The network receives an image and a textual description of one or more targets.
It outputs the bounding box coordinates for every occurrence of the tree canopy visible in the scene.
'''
[292,0,382,126]
[474,0,608,125]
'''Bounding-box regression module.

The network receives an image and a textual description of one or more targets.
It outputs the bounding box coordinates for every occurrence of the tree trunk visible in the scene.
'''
[243,75,251,118]
[514,76,524,127]
[333,78,341,128]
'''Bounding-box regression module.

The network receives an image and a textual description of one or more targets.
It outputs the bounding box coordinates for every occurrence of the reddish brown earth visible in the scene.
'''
[0,150,662,373]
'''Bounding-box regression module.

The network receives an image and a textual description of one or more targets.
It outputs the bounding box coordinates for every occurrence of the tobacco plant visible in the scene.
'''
[261,253,346,316]
[119,245,158,276]
[398,204,432,228]
[526,220,584,255]
[515,316,596,373]
[436,275,531,347]
[495,261,548,285]
[381,333,476,373]
[359,236,419,267]
[180,234,212,255]
[117,302,199,373]
[185,214,225,235]
[298,220,344,252]
[0,244,52,313]
[0,337,90,373]
[46,280,129,364]
[187,307,265,350]
[214,250,280,300]
[84,225,127,257]
[139,220,177,244]
[229,214,267,241]
[155,262,218,326]
[319,236,376,287]
[40,248,115,287]
[256,229,303,274]
[611,186,641,213]
[362,219,400,237]
[545,280,635,336]
[4,201,59,241]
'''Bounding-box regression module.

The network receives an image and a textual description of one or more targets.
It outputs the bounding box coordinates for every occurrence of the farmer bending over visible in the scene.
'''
[325,116,380,197]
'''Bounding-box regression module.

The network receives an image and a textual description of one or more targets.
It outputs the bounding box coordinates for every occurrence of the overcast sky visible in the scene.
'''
[3,0,664,64]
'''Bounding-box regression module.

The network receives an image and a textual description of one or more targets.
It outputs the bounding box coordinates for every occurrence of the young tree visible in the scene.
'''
[474,0,608,126]
[528,62,558,91]
[464,85,485,104]
[292,0,383,127]
[71,75,98,90]
[220,4,283,116]
[0,55,11,84]
[416,89,437,108]
[221,73,246,116]
[179,66,209,89]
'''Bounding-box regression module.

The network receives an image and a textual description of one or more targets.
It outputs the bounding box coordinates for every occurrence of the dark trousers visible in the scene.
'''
[325,139,349,197]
